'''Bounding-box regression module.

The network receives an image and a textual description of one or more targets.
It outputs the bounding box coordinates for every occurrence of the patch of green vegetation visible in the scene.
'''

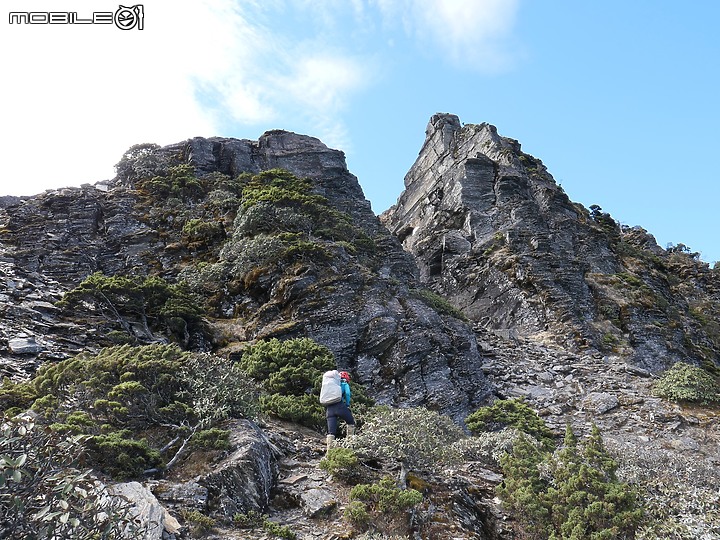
[181,218,225,245]
[346,477,422,532]
[86,429,162,480]
[482,231,506,257]
[180,508,216,536]
[138,164,204,201]
[616,272,644,288]
[601,332,621,351]
[0,344,258,480]
[189,428,231,450]
[606,271,666,309]
[58,272,205,345]
[239,169,375,253]
[410,288,467,320]
[348,406,464,472]
[237,337,336,429]
[466,398,555,449]
[319,447,362,482]
[262,519,297,539]
[499,424,643,539]
[589,204,620,236]
[232,511,296,539]
[238,337,373,430]
[652,362,720,404]
[115,142,164,184]
[180,168,378,313]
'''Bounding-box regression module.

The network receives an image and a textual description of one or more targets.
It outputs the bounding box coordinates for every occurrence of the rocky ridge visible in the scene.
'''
[382,113,720,373]
[1,116,719,538]
[0,130,493,423]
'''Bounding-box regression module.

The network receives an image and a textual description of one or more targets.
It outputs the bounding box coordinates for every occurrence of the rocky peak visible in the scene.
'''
[383,114,720,372]
[1,119,719,538]
[0,128,492,421]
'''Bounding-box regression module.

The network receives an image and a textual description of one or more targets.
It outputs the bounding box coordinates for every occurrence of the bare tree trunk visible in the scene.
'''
[164,426,199,472]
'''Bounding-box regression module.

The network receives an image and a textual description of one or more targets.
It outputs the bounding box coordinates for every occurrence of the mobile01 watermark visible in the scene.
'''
[9,4,144,30]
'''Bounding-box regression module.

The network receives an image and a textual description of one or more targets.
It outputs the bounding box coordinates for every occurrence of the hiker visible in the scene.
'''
[321,370,356,452]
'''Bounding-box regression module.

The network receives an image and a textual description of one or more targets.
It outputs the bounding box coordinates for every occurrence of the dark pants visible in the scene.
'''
[325,402,355,436]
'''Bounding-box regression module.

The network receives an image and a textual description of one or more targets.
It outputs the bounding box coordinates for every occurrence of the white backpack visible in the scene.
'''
[319,370,342,405]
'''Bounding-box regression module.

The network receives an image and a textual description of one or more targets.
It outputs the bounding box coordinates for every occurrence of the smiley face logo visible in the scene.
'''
[114,5,144,30]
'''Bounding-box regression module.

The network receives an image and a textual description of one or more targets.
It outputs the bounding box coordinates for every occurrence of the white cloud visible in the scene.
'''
[1,0,517,197]
[371,0,520,71]
[0,0,372,196]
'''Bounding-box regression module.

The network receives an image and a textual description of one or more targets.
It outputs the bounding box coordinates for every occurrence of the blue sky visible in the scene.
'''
[2,1,718,264]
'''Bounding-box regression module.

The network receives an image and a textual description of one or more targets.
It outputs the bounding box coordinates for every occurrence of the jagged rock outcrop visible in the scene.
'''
[382,113,720,372]
[0,129,493,420]
[195,420,281,517]
[382,114,617,339]
[2,118,719,538]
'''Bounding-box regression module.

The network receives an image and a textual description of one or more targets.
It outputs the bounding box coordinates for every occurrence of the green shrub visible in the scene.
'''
[0,414,139,539]
[181,218,224,244]
[189,428,231,450]
[262,519,297,539]
[0,378,38,414]
[498,424,643,539]
[259,393,326,428]
[0,345,258,480]
[232,511,296,539]
[239,169,374,250]
[319,447,362,482]
[466,398,555,449]
[448,428,520,467]
[58,272,204,344]
[347,406,464,472]
[233,510,265,528]
[347,477,422,532]
[115,142,163,184]
[410,288,467,320]
[87,430,162,480]
[180,508,216,535]
[138,164,203,201]
[238,337,335,429]
[652,362,720,404]
[180,352,260,425]
[344,501,371,528]
[49,410,97,435]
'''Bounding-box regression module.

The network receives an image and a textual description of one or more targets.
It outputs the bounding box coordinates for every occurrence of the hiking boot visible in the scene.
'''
[346,425,356,437]
[325,434,336,454]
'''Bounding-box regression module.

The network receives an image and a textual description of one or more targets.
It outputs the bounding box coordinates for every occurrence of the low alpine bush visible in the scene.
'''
[466,398,555,449]
[0,344,259,480]
[319,447,362,482]
[498,424,643,539]
[238,337,335,429]
[652,362,720,404]
[346,477,422,533]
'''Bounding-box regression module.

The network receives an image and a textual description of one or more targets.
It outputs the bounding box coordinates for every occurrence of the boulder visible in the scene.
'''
[199,419,281,518]
[106,481,181,539]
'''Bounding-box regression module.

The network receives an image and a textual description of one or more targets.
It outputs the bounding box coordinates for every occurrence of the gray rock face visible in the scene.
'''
[199,420,281,517]
[1,129,493,418]
[159,132,388,249]
[382,113,720,372]
[383,114,618,341]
